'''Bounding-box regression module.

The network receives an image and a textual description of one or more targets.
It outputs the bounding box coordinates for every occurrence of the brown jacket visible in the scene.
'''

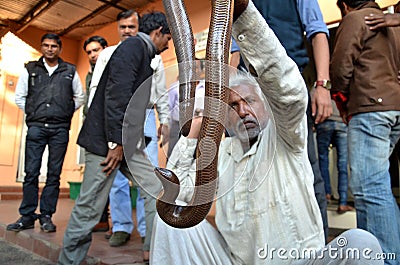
[330,2,400,118]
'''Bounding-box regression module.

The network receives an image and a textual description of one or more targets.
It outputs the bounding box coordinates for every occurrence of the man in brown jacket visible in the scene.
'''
[330,0,400,263]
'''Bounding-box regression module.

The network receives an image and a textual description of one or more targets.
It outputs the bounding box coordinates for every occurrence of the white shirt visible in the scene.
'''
[167,2,324,264]
[88,42,169,125]
[216,3,324,264]
[15,58,84,112]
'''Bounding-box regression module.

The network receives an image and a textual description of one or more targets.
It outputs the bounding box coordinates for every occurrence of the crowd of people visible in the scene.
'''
[6,0,400,264]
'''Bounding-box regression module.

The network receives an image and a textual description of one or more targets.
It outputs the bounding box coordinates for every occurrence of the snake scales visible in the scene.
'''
[155,0,233,228]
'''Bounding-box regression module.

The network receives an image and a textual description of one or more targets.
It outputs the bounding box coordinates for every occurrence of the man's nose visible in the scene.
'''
[237,103,249,117]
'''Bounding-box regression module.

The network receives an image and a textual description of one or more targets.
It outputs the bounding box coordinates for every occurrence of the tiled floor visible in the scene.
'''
[0,198,147,265]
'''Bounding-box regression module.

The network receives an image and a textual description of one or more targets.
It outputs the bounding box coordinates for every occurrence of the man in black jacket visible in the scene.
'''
[9,33,84,233]
[58,12,171,265]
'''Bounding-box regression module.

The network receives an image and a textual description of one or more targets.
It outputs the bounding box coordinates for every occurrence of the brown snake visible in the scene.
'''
[156,0,233,228]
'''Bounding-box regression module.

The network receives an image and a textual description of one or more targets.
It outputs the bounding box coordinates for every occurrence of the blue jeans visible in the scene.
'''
[316,120,349,205]
[348,111,400,264]
[109,109,158,237]
[110,171,145,236]
[20,126,69,217]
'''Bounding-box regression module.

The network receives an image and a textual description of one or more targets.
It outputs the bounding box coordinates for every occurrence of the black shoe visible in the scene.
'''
[39,215,56,233]
[7,216,36,232]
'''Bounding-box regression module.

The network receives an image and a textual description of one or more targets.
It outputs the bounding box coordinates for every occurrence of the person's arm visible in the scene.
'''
[72,71,85,110]
[87,47,113,108]
[330,15,364,123]
[14,68,29,112]
[167,115,202,203]
[298,0,332,124]
[229,38,241,68]
[151,56,170,145]
[233,1,308,151]
[365,13,400,30]
[310,33,332,124]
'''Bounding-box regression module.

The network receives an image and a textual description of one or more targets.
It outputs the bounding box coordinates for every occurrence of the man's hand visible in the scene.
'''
[100,145,123,176]
[340,110,348,125]
[188,111,203,139]
[233,0,249,21]
[365,13,400,30]
[158,123,170,147]
[311,86,332,124]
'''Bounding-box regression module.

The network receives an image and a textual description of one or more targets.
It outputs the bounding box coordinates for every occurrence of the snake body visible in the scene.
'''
[157,0,233,228]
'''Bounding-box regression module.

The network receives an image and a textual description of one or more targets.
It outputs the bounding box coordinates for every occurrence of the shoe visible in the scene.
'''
[326,194,332,203]
[109,231,130,247]
[6,216,36,232]
[143,251,150,264]
[337,205,355,214]
[104,228,113,239]
[93,221,109,232]
[39,215,56,232]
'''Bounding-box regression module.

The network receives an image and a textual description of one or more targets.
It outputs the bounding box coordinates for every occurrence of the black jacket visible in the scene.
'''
[25,57,76,128]
[77,35,156,157]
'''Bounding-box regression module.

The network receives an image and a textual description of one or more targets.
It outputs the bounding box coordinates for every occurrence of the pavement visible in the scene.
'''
[0,238,54,265]
[0,198,148,265]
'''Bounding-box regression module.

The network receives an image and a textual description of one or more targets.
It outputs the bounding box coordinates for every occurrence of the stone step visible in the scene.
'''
[0,186,70,201]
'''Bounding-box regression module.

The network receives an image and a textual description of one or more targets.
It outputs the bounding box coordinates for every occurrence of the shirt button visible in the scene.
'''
[238,34,245,42]
[377,98,383,103]
[46,103,50,107]
[45,123,49,127]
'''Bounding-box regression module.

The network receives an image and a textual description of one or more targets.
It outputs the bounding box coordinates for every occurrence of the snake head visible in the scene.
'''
[154,167,181,204]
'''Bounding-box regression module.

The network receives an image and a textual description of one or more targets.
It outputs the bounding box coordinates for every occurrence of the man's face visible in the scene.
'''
[85,41,105,65]
[118,15,139,41]
[154,31,172,55]
[41,39,61,61]
[227,84,268,145]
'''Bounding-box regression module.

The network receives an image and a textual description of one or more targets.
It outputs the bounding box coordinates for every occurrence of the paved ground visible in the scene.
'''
[0,238,54,265]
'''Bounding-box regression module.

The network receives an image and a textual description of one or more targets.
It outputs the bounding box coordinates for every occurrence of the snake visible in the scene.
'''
[155,0,233,228]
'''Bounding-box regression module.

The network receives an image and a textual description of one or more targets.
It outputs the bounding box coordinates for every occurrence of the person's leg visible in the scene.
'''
[120,149,162,262]
[57,152,116,265]
[109,170,134,234]
[348,111,400,264]
[130,108,160,260]
[136,187,146,238]
[144,109,159,167]
[19,126,48,218]
[334,122,350,208]
[293,229,383,264]
[306,96,328,243]
[40,127,69,218]
[316,121,335,199]
[93,198,109,232]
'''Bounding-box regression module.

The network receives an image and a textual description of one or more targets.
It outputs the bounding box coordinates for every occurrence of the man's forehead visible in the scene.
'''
[42,39,58,44]
[228,84,258,100]
[119,16,138,24]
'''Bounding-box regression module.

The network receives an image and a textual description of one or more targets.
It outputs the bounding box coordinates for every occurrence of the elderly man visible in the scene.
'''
[150,1,383,264]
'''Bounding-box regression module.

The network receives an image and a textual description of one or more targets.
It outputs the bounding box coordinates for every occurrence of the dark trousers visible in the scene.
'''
[306,96,329,243]
[19,125,69,218]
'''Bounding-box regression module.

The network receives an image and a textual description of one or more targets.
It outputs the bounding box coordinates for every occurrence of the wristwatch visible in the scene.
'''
[314,79,331,90]
[108,142,118,150]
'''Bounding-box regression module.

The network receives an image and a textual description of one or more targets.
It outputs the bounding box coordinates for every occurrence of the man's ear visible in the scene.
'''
[155,26,163,36]
[149,26,162,39]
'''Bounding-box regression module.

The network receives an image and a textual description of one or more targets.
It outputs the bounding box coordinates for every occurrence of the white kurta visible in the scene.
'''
[151,1,324,265]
